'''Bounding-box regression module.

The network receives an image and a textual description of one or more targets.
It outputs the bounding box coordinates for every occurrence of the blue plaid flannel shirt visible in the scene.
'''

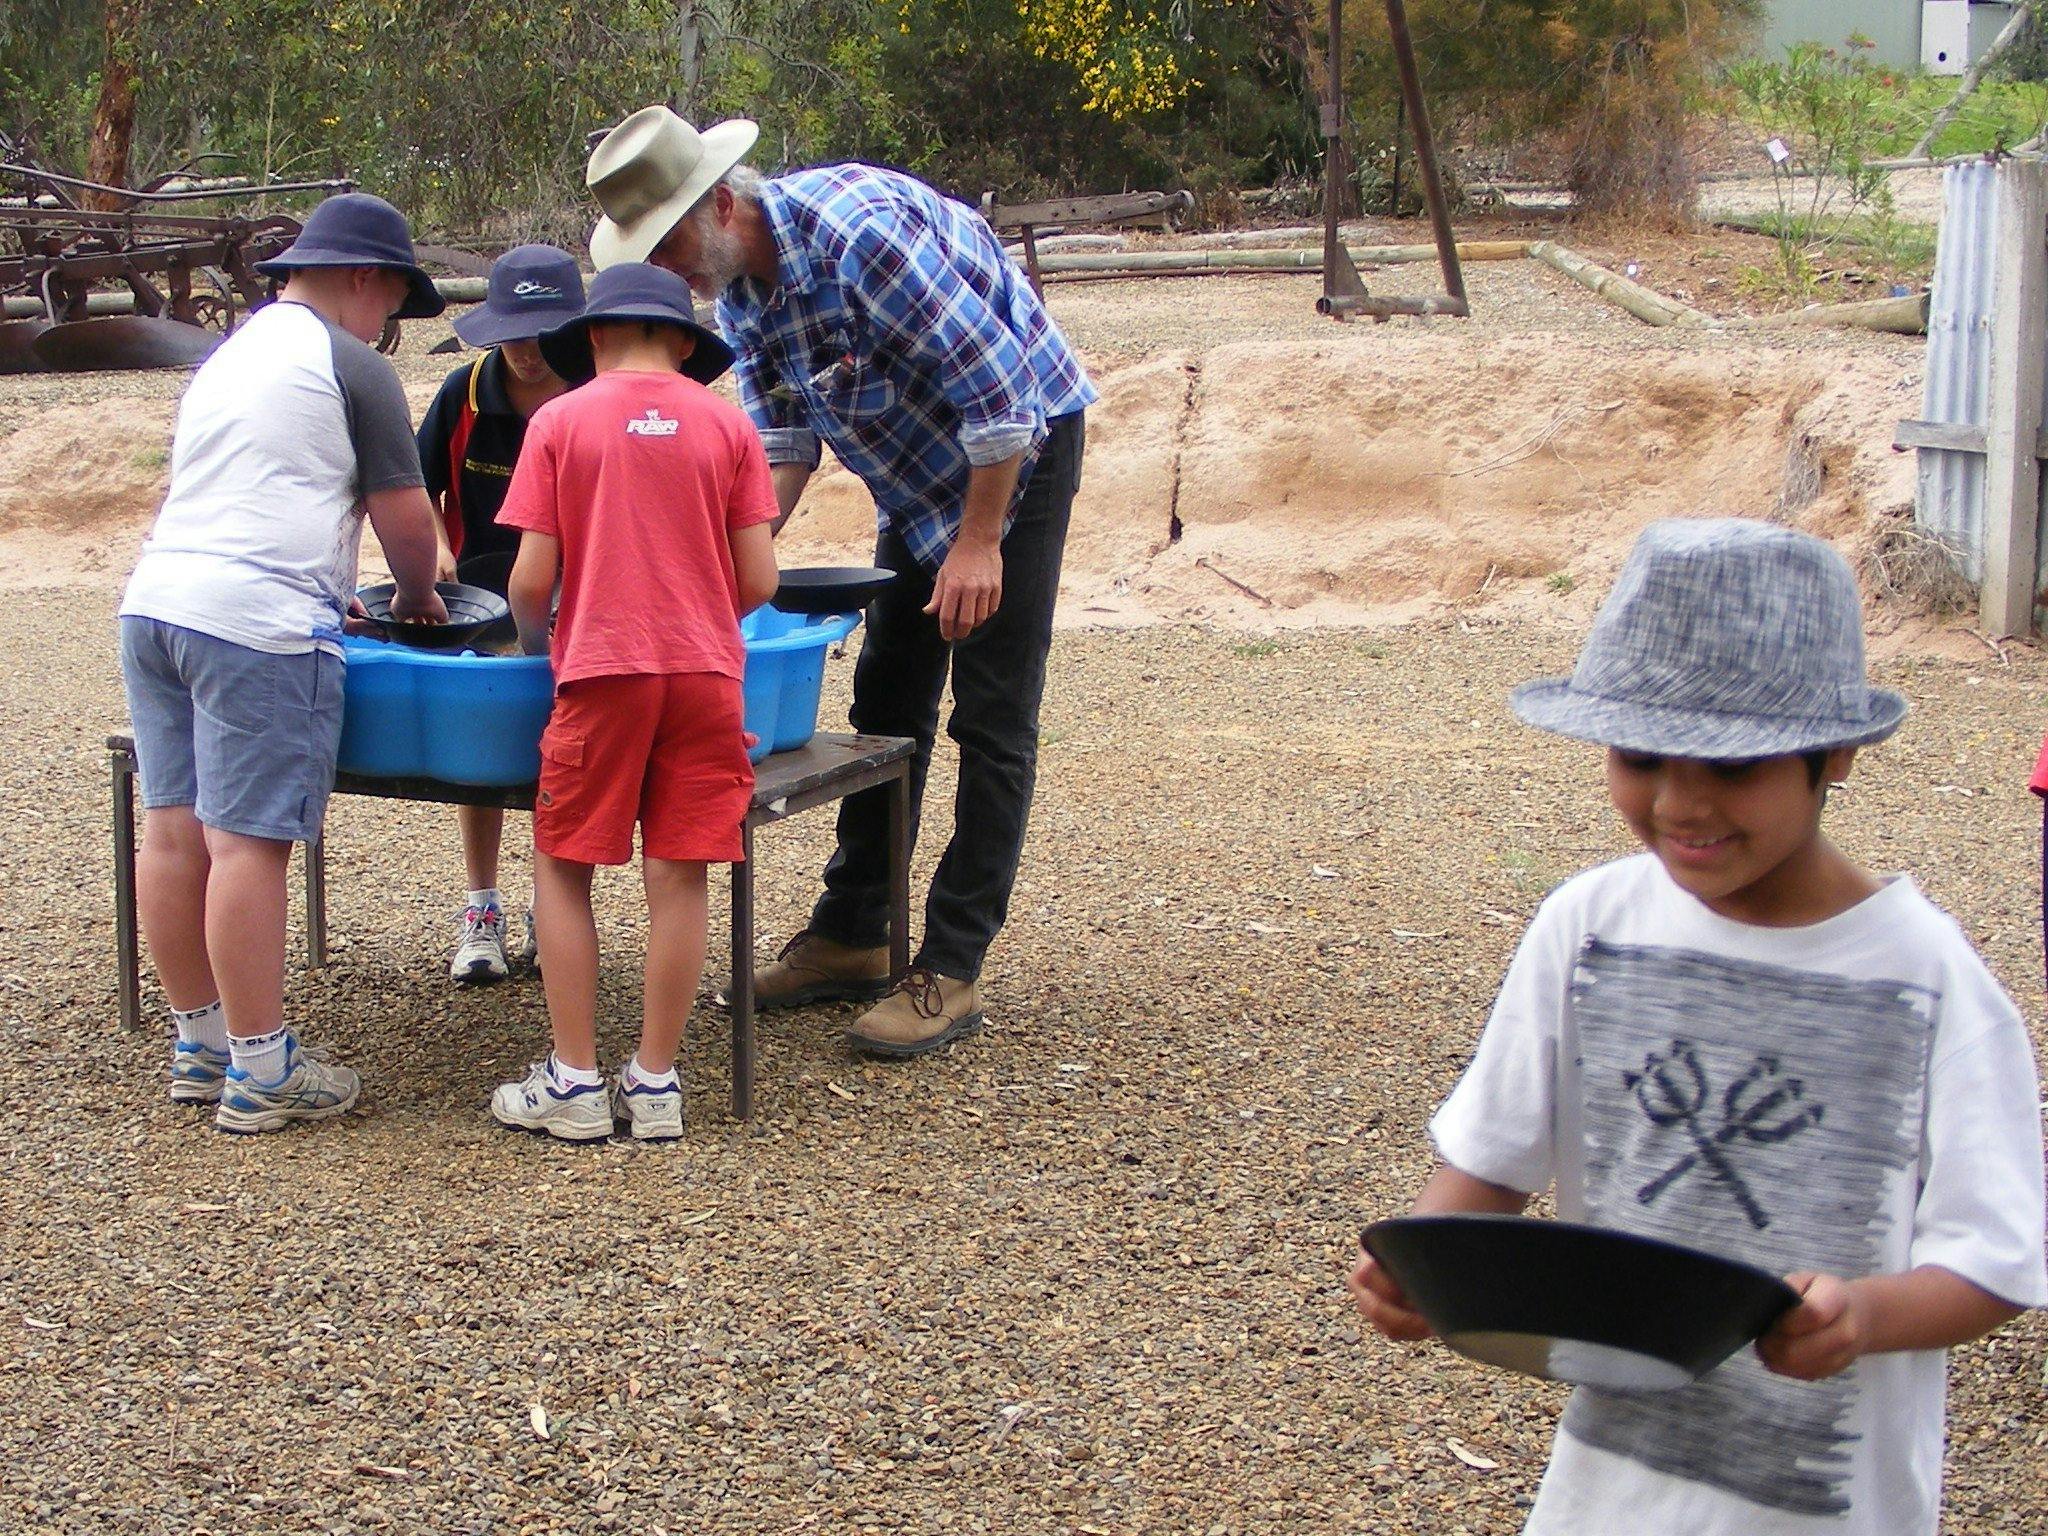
[716,165,1096,573]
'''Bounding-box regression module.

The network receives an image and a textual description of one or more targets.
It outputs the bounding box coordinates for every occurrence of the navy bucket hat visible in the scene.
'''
[537,261,733,386]
[452,244,587,348]
[254,192,445,320]
[1510,519,1908,759]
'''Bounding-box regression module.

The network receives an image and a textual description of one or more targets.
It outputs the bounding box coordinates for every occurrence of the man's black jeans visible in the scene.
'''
[809,411,1086,981]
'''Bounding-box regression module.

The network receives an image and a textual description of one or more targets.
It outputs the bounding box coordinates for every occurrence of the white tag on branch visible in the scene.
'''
[529,1402,550,1440]
[1765,137,1792,165]
[1446,1436,1499,1470]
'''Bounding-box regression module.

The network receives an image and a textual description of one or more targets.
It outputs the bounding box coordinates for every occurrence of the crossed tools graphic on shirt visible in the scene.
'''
[1626,1039,1825,1230]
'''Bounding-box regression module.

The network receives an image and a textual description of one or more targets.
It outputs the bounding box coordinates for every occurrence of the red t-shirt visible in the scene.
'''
[2031,731,2048,797]
[497,370,779,685]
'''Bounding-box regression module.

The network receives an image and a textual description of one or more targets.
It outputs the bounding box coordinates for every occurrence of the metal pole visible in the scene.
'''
[888,769,911,981]
[112,746,142,1033]
[730,824,757,1121]
[1385,0,1466,307]
[305,837,328,967]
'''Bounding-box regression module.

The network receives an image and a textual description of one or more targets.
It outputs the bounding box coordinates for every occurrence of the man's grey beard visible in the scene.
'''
[692,207,750,294]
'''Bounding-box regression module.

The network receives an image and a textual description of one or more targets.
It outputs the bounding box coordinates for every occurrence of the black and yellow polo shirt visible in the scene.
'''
[416,347,532,564]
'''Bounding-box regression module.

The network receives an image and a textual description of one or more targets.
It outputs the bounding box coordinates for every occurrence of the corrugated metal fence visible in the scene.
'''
[1911,155,2048,639]
[1916,160,1997,582]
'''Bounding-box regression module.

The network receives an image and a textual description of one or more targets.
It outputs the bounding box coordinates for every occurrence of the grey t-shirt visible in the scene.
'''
[121,300,424,656]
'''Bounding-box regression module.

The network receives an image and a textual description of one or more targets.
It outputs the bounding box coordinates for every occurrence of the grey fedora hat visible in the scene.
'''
[1511,518,1907,758]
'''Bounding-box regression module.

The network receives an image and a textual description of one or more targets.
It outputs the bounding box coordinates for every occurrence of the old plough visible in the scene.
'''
[0,141,352,374]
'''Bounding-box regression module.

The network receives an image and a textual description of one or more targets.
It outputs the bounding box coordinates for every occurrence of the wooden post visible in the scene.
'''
[1982,158,2047,638]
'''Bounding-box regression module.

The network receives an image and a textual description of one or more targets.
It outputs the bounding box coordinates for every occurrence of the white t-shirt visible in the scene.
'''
[120,301,424,656]
[1430,854,2048,1536]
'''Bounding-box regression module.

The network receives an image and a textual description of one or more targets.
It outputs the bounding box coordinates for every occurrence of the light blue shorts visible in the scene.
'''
[119,616,344,843]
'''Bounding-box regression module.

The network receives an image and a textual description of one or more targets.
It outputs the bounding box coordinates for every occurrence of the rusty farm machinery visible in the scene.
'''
[0,139,355,374]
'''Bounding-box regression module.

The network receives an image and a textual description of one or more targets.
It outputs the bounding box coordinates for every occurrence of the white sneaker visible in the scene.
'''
[518,907,540,970]
[214,1040,361,1135]
[612,1068,684,1141]
[490,1059,612,1142]
[169,1041,230,1104]
[451,904,510,985]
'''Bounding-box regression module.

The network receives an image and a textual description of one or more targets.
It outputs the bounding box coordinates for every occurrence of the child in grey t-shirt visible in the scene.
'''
[118,193,447,1133]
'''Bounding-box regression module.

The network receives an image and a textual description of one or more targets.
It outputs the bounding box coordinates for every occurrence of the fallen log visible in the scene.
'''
[1527,240,1710,327]
[3,274,491,319]
[1026,240,1527,276]
[1733,290,1929,335]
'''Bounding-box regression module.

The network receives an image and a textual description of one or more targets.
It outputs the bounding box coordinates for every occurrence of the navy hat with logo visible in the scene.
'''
[538,261,734,386]
[452,244,587,348]
[254,192,445,319]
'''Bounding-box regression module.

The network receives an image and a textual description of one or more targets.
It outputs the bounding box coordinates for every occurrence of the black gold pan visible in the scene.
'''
[770,566,895,616]
[1360,1215,1801,1392]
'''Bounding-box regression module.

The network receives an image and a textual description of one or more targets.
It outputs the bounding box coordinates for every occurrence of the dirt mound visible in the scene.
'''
[0,327,1918,632]
[0,399,175,586]
[785,331,1917,629]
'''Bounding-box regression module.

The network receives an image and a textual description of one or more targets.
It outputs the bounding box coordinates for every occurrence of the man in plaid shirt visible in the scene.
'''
[587,107,1096,1057]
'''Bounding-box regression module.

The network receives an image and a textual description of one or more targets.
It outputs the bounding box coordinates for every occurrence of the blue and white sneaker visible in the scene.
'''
[214,1040,361,1135]
[612,1067,684,1142]
[168,1041,230,1104]
[490,1059,612,1142]
[451,904,510,985]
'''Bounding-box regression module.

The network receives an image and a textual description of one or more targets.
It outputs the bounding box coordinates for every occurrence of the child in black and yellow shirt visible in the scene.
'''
[415,243,584,983]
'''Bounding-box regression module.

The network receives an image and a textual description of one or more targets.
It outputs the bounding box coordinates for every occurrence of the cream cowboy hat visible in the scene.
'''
[586,106,759,270]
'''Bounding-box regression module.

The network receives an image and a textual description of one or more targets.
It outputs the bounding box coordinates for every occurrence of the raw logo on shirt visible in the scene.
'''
[625,408,679,438]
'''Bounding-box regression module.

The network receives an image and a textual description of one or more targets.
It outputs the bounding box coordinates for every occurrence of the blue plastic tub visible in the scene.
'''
[337,639,555,786]
[738,608,860,762]
[338,608,860,783]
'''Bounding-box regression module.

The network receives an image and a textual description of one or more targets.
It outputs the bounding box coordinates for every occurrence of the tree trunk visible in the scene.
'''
[83,0,143,210]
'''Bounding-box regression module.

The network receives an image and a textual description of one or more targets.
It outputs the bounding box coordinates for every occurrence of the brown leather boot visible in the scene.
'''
[725,931,893,1011]
[845,966,984,1058]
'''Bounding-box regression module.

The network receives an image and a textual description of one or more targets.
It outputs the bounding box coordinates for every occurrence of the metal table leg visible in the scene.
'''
[887,766,911,978]
[111,748,142,1033]
[305,837,328,967]
[730,823,756,1121]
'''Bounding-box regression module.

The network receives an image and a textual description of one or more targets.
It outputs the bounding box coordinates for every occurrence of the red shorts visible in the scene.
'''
[534,672,752,865]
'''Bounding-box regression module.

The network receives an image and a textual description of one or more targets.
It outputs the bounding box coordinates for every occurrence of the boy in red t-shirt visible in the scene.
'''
[489,263,779,1142]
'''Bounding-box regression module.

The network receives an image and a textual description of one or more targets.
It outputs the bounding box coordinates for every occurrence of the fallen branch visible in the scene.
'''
[1024,240,1529,276]
[1195,557,1275,608]
[1732,290,1929,335]
[1527,241,1710,327]
[1908,5,2035,160]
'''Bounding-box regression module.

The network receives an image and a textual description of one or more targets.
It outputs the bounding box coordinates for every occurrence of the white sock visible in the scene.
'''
[229,1025,293,1083]
[548,1055,603,1089]
[627,1057,679,1089]
[171,1000,228,1053]
[468,888,503,912]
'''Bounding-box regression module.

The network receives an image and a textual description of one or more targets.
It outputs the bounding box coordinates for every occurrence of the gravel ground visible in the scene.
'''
[2,585,2044,1533]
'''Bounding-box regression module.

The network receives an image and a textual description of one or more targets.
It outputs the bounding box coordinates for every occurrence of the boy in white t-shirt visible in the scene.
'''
[1348,519,2047,1536]
[118,193,447,1133]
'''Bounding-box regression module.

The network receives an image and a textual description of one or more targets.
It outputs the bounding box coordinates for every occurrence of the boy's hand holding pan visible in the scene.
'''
[1347,1244,1433,1342]
[1756,1271,1868,1381]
